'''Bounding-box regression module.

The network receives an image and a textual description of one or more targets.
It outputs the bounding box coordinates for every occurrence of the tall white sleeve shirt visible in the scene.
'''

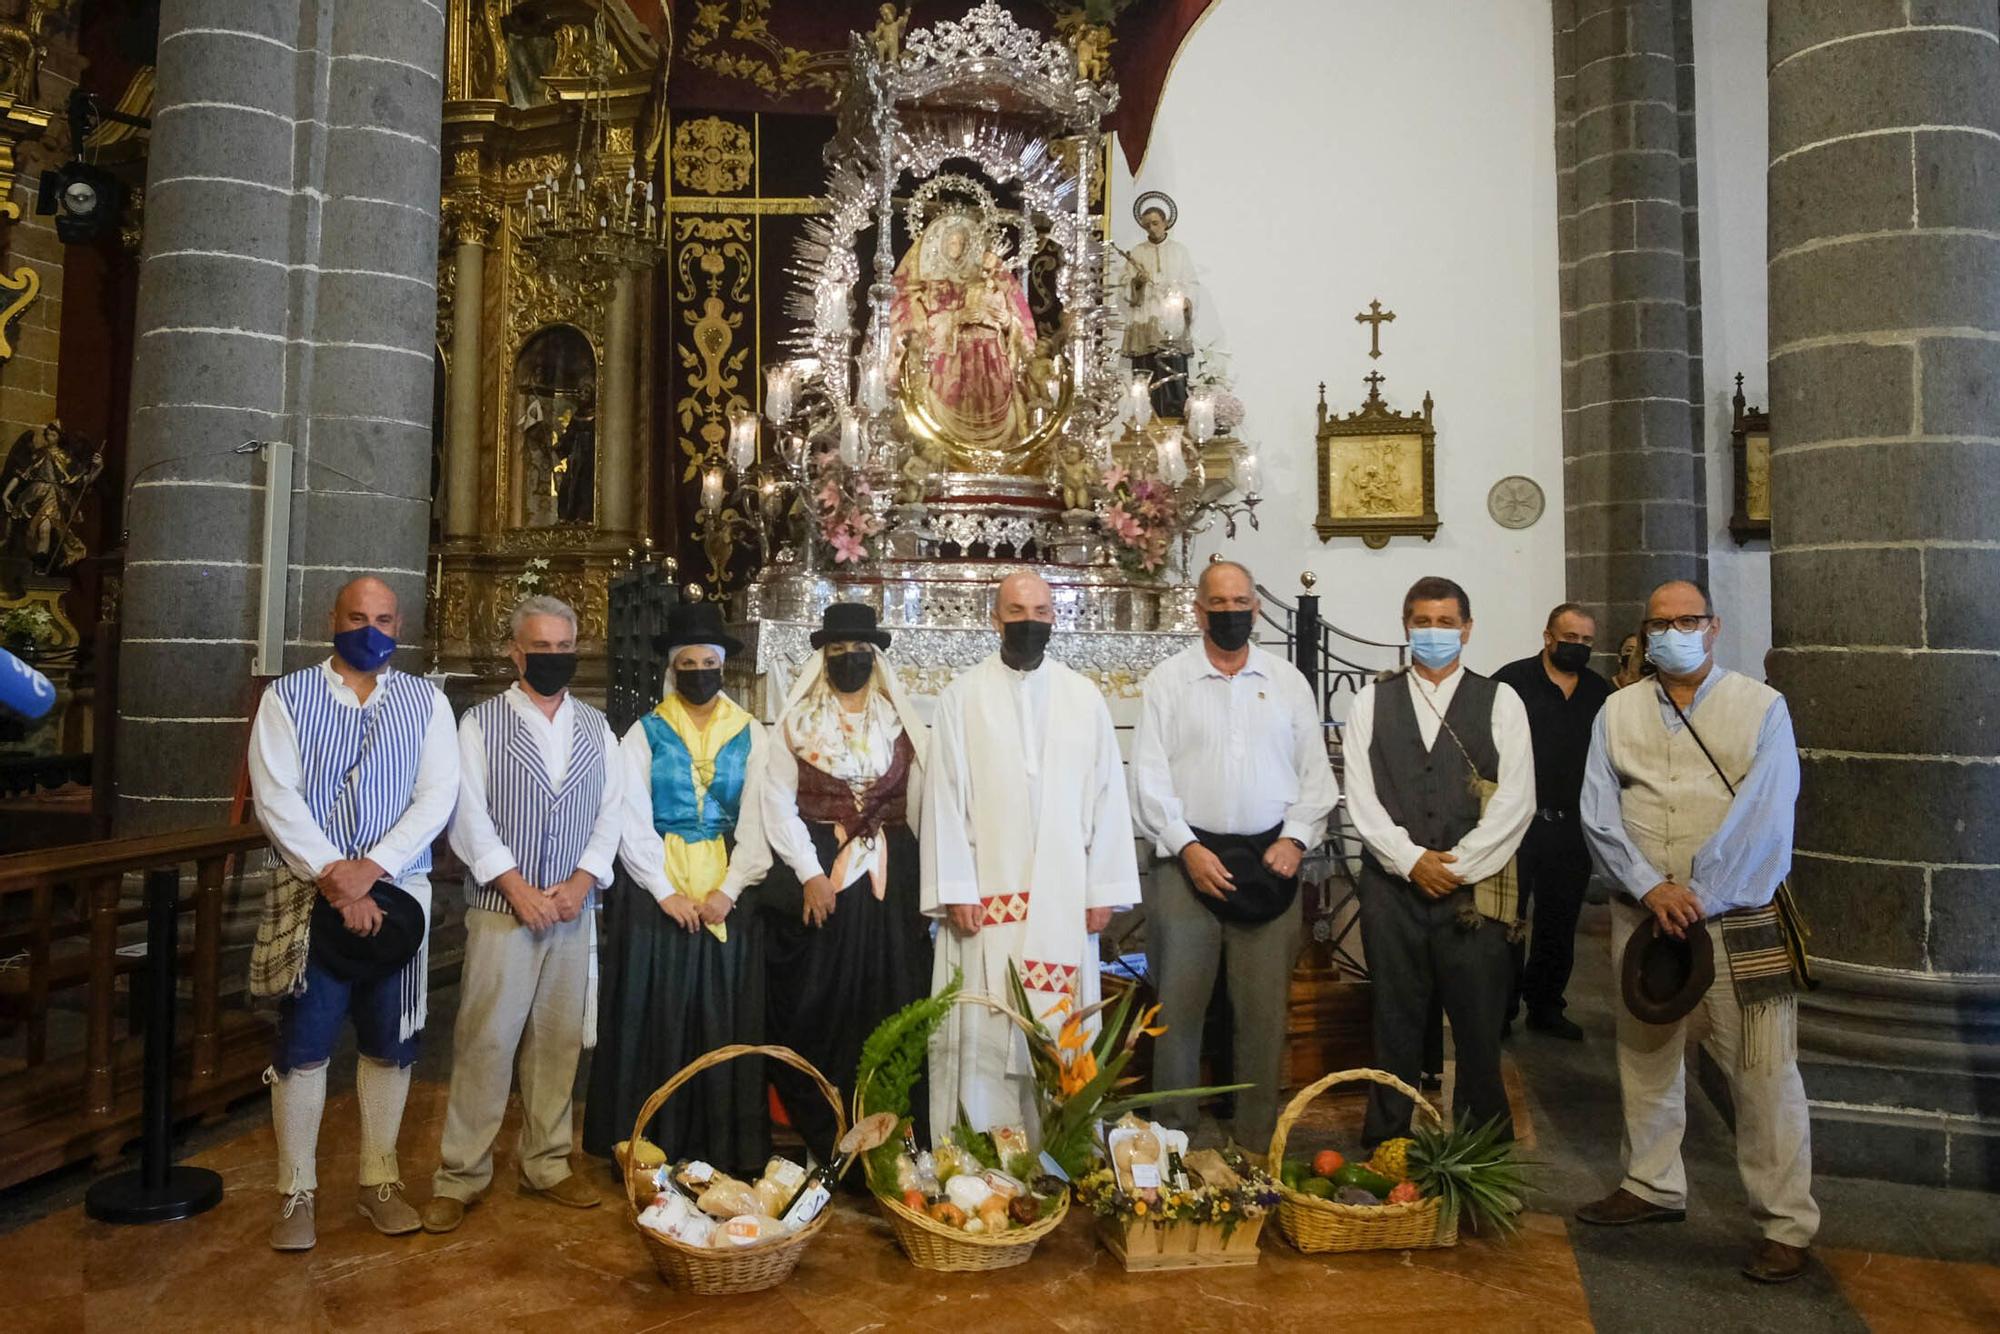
[247,658,459,888]
[447,684,626,890]
[1131,643,1340,858]
[1342,665,1536,884]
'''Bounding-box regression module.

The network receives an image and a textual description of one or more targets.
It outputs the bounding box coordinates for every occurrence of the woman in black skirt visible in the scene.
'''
[583,601,772,1176]
[758,603,933,1164]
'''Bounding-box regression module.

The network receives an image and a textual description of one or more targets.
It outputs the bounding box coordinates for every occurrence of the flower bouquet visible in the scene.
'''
[815,465,883,565]
[1095,463,1172,578]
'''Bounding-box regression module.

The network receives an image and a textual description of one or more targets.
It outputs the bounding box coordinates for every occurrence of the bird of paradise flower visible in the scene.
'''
[1006,961,1245,1181]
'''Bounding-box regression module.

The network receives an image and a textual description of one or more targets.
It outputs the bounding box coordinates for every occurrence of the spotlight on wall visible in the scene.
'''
[36,161,125,243]
[34,90,147,245]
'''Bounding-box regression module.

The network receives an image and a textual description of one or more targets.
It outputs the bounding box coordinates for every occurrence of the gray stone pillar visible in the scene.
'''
[599,264,636,536]
[1768,1,2000,1187]
[117,0,446,831]
[444,222,486,542]
[1552,0,1707,644]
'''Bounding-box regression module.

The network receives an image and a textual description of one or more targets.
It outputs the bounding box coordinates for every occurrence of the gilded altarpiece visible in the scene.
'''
[431,0,667,693]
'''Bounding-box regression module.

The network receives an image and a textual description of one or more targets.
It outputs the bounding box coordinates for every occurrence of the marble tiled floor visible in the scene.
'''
[7,1078,1591,1334]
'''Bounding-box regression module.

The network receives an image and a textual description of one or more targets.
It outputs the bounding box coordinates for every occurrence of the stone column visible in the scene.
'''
[1768,2,2000,1187]
[1551,0,1706,643]
[598,264,636,536]
[117,0,445,831]
[444,212,488,542]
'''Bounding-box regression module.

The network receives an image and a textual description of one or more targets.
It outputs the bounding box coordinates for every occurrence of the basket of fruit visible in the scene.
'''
[1268,1067,1527,1253]
[856,982,1071,1271]
[622,1043,854,1295]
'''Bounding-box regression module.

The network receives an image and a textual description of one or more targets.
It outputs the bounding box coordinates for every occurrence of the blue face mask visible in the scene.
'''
[1646,627,1709,675]
[1408,626,1462,670]
[333,624,397,672]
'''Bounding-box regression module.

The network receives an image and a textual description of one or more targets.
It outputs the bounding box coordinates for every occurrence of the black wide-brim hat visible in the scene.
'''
[309,882,425,985]
[654,599,744,659]
[1620,915,1716,1025]
[810,601,892,650]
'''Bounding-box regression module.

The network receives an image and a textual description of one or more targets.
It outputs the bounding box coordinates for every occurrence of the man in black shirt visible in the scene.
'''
[1493,603,1613,1039]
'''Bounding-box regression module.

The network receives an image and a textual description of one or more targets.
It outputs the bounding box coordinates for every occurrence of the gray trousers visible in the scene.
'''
[432,906,591,1200]
[1356,862,1514,1146]
[1145,858,1299,1149]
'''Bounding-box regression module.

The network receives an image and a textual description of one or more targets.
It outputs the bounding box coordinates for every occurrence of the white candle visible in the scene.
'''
[764,363,796,423]
[1159,283,1188,328]
[1234,450,1261,496]
[700,465,725,515]
[1126,373,1153,430]
[860,360,890,413]
[728,412,758,471]
[838,407,864,467]
[1186,392,1216,443]
[1155,426,1188,486]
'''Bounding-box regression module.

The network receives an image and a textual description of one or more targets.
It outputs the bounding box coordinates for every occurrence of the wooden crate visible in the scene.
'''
[1095,1213,1265,1272]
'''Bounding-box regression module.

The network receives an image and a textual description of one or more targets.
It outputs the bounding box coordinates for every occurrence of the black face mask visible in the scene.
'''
[521,652,577,697]
[1205,609,1255,653]
[674,666,723,706]
[1549,641,1592,674]
[999,618,1052,670]
[825,648,874,694]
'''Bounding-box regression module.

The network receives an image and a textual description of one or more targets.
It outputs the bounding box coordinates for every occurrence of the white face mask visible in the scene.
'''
[1646,627,1708,675]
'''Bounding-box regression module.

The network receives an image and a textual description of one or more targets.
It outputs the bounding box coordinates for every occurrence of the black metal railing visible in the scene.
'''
[1256,580,1406,723]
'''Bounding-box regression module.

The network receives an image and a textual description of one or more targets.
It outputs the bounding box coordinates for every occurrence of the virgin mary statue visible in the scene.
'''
[889,212,1037,459]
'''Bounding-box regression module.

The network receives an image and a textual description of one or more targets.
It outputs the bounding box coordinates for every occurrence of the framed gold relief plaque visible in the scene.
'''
[1313,373,1440,549]
[1729,373,1771,543]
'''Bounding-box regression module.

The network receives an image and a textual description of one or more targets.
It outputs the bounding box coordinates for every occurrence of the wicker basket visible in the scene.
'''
[876,1184,1070,1272]
[623,1043,847,1296]
[1266,1067,1458,1253]
[859,990,1072,1271]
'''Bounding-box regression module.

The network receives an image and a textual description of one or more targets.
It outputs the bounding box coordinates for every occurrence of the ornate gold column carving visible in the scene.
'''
[441,195,499,542]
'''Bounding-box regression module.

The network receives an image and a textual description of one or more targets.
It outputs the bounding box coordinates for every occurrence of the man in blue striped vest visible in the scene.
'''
[421,595,624,1233]
[248,575,459,1251]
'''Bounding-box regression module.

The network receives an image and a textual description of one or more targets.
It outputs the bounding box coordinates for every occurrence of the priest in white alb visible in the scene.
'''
[923,571,1141,1138]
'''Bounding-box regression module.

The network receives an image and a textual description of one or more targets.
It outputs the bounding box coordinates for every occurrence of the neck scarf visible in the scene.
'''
[654,690,752,941]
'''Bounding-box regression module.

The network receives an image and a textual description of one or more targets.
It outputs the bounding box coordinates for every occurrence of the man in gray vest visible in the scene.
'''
[1343,576,1535,1147]
[421,596,626,1232]
[1576,580,1817,1285]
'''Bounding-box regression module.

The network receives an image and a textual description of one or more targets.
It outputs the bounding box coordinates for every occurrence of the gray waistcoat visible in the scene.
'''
[1366,669,1500,859]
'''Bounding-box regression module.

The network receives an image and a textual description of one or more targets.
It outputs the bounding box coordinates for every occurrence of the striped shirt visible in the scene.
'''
[452,687,619,916]
[249,660,459,892]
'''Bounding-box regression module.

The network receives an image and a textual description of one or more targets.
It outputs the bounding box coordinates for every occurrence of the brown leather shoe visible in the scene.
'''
[1575,1187,1687,1226]
[419,1195,469,1234]
[522,1172,601,1209]
[1743,1239,1809,1283]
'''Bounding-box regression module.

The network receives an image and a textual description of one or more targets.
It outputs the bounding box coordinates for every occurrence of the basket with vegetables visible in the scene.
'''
[1268,1068,1529,1254]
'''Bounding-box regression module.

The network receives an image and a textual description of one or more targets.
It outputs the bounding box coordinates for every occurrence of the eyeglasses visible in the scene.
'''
[1640,614,1713,635]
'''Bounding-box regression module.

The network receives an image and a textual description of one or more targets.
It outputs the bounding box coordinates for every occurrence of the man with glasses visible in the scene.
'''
[1575,580,1817,1285]
[1493,603,1612,1040]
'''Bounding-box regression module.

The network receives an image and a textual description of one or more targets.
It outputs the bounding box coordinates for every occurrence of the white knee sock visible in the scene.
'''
[355,1057,412,1187]
[269,1063,327,1195]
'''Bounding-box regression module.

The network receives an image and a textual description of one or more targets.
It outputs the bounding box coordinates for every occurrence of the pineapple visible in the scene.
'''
[1367,1137,1414,1183]
[1406,1116,1531,1236]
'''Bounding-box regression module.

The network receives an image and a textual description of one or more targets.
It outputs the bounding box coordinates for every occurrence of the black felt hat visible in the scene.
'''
[308,882,425,985]
[1620,915,1716,1025]
[810,601,892,650]
[654,600,744,659]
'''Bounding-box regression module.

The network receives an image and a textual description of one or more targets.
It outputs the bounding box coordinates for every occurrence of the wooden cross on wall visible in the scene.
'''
[1356,299,1396,359]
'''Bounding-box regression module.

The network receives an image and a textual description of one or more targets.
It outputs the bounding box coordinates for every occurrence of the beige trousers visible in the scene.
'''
[433,906,591,1199]
[1610,899,1819,1246]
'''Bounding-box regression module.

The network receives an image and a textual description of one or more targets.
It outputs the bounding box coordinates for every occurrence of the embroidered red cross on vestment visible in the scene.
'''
[979,892,1029,926]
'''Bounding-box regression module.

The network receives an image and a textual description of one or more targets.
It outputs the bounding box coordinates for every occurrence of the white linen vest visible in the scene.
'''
[1600,670,1776,885]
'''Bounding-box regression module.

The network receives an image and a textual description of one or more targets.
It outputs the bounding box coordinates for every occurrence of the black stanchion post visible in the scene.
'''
[84,866,224,1224]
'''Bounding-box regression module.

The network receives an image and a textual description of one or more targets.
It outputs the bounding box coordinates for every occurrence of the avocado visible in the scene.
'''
[1331,1163,1396,1196]
[1298,1177,1336,1199]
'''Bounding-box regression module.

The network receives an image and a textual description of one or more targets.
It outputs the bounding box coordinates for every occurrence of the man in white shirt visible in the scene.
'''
[422,596,624,1233]
[1344,576,1534,1146]
[1132,560,1339,1147]
[923,570,1141,1136]
[247,575,459,1251]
